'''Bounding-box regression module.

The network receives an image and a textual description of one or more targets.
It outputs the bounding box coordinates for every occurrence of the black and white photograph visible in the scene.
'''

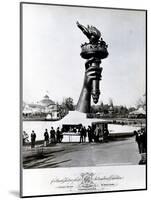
[20,2,147,197]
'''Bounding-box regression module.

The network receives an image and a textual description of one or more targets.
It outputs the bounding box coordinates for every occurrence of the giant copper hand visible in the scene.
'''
[77,21,108,104]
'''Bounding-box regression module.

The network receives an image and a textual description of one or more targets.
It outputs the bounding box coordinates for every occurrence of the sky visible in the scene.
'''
[22,4,146,107]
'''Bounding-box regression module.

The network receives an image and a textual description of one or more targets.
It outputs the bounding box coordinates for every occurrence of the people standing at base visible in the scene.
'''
[83,126,87,143]
[56,127,61,143]
[135,127,147,165]
[50,127,56,143]
[44,129,49,146]
[31,130,36,148]
[94,126,100,142]
[87,126,92,143]
[60,127,64,142]
[23,131,29,145]
[79,126,84,143]
[103,129,109,142]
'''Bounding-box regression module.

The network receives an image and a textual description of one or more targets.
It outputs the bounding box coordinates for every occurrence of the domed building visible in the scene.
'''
[39,95,55,107]
[38,95,59,119]
[23,94,60,120]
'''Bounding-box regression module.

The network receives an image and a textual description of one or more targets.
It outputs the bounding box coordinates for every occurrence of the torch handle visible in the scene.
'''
[91,79,100,104]
[90,59,102,104]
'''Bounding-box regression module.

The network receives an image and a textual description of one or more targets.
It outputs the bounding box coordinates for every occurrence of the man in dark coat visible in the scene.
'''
[44,129,49,146]
[94,126,100,142]
[87,126,92,143]
[79,126,84,143]
[60,127,64,142]
[135,127,147,164]
[83,126,87,143]
[31,130,36,148]
[56,127,61,143]
[103,129,109,142]
[50,127,56,143]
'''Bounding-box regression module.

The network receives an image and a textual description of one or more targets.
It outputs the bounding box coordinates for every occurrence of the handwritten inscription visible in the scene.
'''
[50,173,123,192]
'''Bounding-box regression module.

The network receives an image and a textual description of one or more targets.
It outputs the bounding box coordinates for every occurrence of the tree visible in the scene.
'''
[103,104,109,114]
[109,98,114,107]
[99,101,104,112]
[128,107,136,113]
[136,94,146,110]
[64,97,75,111]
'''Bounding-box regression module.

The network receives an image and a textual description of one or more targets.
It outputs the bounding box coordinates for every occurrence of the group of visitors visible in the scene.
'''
[23,127,63,148]
[23,125,109,147]
[44,127,63,146]
[79,125,109,143]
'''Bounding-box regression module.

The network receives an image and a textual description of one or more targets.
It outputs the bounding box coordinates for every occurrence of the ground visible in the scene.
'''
[23,136,141,169]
